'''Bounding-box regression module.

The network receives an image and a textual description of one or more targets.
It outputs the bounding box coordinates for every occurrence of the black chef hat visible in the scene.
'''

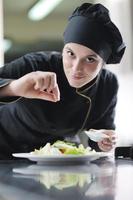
[63,3,126,64]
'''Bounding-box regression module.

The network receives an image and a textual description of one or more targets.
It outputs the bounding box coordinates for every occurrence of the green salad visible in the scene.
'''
[31,140,95,156]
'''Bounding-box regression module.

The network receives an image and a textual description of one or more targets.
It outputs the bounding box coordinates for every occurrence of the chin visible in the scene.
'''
[69,81,85,88]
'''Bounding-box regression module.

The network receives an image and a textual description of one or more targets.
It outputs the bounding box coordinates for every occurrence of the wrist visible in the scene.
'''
[7,80,19,96]
[0,80,17,97]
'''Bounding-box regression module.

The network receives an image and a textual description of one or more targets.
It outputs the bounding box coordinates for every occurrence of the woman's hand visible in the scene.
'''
[9,71,60,102]
[97,129,117,152]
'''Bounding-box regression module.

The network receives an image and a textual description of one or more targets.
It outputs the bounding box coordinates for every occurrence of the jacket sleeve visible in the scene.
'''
[0,78,21,104]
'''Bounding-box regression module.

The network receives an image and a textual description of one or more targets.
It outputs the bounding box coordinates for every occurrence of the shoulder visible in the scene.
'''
[99,68,119,90]
[100,68,118,82]
[4,51,62,67]
[23,51,62,63]
[23,51,63,71]
[96,68,119,101]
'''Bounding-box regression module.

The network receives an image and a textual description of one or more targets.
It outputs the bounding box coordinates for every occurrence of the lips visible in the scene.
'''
[71,74,85,80]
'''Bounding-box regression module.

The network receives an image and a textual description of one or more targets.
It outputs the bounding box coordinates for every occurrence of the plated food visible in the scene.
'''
[12,141,111,164]
[30,140,95,156]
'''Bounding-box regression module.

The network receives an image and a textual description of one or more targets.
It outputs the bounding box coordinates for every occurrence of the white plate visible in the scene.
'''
[12,152,111,165]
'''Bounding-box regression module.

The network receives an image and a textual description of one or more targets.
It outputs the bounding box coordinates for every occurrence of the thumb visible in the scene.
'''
[35,90,58,102]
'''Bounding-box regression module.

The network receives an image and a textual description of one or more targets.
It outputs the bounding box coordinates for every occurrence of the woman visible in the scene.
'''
[0,3,125,158]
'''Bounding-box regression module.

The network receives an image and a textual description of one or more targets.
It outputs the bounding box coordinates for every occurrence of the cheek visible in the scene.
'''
[63,58,72,71]
[85,65,102,75]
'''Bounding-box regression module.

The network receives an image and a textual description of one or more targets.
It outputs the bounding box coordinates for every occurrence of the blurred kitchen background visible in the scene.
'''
[0,0,133,146]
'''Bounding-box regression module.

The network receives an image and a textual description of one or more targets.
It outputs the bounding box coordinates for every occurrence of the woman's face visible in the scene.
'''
[62,43,104,88]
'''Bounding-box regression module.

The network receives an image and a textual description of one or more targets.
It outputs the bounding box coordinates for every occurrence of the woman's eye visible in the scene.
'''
[67,50,74,57]
[86,57,96,63]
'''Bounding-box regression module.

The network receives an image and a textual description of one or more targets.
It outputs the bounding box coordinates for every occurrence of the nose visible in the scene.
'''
[72,59,82,72]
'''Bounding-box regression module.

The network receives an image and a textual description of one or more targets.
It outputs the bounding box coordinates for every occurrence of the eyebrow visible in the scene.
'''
[65,46,98,58]
[65,47,73,51]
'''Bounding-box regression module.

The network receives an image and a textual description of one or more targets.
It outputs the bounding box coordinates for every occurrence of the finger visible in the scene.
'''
[35,90,57,102]
[41,75,51,91]
[52,85,60,101]
[99,142,114,151]
[102,140,115,146]
[103,137,115,144]
[34,78,43,90]
[102,130,116,141]
[106,130,116,137]
[47,73,57,93]
[34,77,49,91]
[34,76,50,91]
[102,140,116,150]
